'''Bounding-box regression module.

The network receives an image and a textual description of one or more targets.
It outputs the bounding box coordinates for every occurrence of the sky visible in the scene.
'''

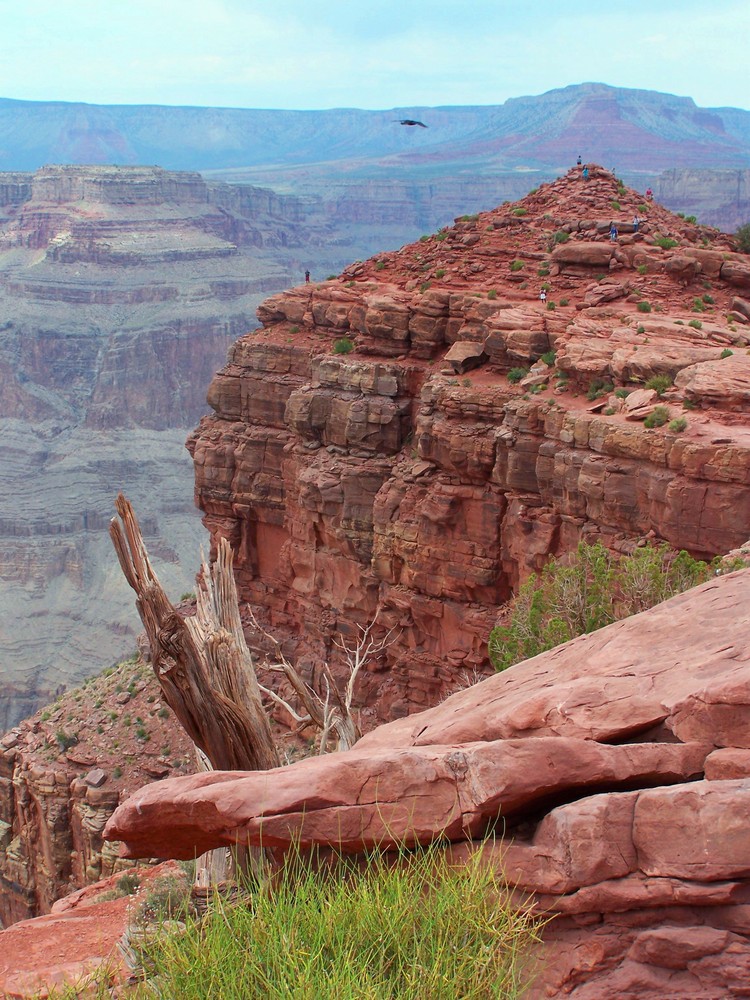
[2,0,748,112]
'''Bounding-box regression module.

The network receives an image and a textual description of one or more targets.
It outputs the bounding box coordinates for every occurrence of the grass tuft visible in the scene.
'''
[60,845,540,999]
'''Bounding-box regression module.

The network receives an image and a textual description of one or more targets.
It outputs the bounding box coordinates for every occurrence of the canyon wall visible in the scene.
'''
[189,165,750,717]
[0,165,369,730]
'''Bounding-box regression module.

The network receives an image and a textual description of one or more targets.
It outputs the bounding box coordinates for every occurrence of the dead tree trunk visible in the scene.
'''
[109,493,280,773]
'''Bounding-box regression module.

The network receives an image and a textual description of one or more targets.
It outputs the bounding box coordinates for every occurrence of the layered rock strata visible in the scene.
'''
[0,657,193,927]
[106,569,750,999]
[189,164,750,716]
[0,164,361,729]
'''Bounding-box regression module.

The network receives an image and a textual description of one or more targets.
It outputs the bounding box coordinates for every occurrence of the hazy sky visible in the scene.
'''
[2,0,747,111]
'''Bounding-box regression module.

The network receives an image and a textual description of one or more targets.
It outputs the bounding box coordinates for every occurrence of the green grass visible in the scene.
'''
[333,338,354,354]
[636,301,652,313]
[65,846,540,999]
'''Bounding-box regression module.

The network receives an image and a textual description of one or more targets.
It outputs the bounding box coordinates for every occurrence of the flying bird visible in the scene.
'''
[395,119,428,128]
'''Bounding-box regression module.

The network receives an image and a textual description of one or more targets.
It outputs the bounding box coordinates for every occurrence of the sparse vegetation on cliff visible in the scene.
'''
[488,541,714,671]
[735,223,750,253]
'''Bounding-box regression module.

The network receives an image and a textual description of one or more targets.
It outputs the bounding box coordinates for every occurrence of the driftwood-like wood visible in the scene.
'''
[110,493,279,773]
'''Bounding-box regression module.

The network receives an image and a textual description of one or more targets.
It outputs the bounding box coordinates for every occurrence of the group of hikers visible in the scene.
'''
[536,157,657,303]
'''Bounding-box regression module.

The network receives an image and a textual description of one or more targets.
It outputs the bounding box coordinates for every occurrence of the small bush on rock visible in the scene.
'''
[644,405,670,428]
[333,338,354,354]
[637,301,652,313]
[735,223,750,253]
[488,542,712,671]
[645,374,673,396]
[507,367,529,384]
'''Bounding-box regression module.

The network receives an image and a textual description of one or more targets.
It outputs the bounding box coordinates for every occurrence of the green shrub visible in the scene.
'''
[560,298,569,306]
[637,301,652,313]
[614,387,631,398]
[610,200,621,211]
[685,215,697,224]
[419,281,431,293]
[488,541,712,671]
[587,379,614,401]
[669,417,688,433]
[644,405,670,428]
[326,274,337,280]
[540,350,556,366]
[375,261,386,271]
[654,236,678,249]
[638,204,648,213]
[512,207,527,216]
[553,231,570,244]
[702,293,714,304]
[435,232,448,241]
[637,264,648,275]
[55,730,78,752]
[507,367,529,384]
[459,214,479,222]
[537,267,550,277]
[118,846,538,1000]
[736,223,750,253]
[419,235,430,242]
[117,873,141,895]
[688,319,702,329]
[637,325,646,334]
[683,399,697,410]
[720,348,734,359]
[645,374,673,396]
[333,338,354,354]
[487,289,498,299]
[113,766,123,779]
[435,268,446,278]
[510,259,524,272]
[546,301,556,311]
[692,298,705,312]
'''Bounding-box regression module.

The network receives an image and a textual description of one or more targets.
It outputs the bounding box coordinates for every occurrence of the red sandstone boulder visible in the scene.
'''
[675,353,750,409]
[105,571,750,997]
[551,241,614,267]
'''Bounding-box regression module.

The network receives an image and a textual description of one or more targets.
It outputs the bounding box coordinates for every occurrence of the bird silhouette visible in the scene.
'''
[395,119,427,128]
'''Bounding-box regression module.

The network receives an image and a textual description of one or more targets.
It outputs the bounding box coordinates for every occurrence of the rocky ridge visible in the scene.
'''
[188,163,750,720]
[0,655,194,928]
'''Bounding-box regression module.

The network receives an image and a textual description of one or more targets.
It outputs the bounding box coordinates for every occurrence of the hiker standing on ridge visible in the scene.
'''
[305,270,310,283]
[539,289,547,305]
[582,166,589,180]
[646,187,653,201]
[577,155,582,166]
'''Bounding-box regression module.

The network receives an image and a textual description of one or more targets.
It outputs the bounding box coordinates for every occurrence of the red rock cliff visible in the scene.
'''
[188,164,750,718]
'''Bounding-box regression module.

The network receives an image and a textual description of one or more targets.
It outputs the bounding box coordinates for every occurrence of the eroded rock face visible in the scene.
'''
[0,164,364,730]
[189,165,750,717]
[106,570,750,998]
